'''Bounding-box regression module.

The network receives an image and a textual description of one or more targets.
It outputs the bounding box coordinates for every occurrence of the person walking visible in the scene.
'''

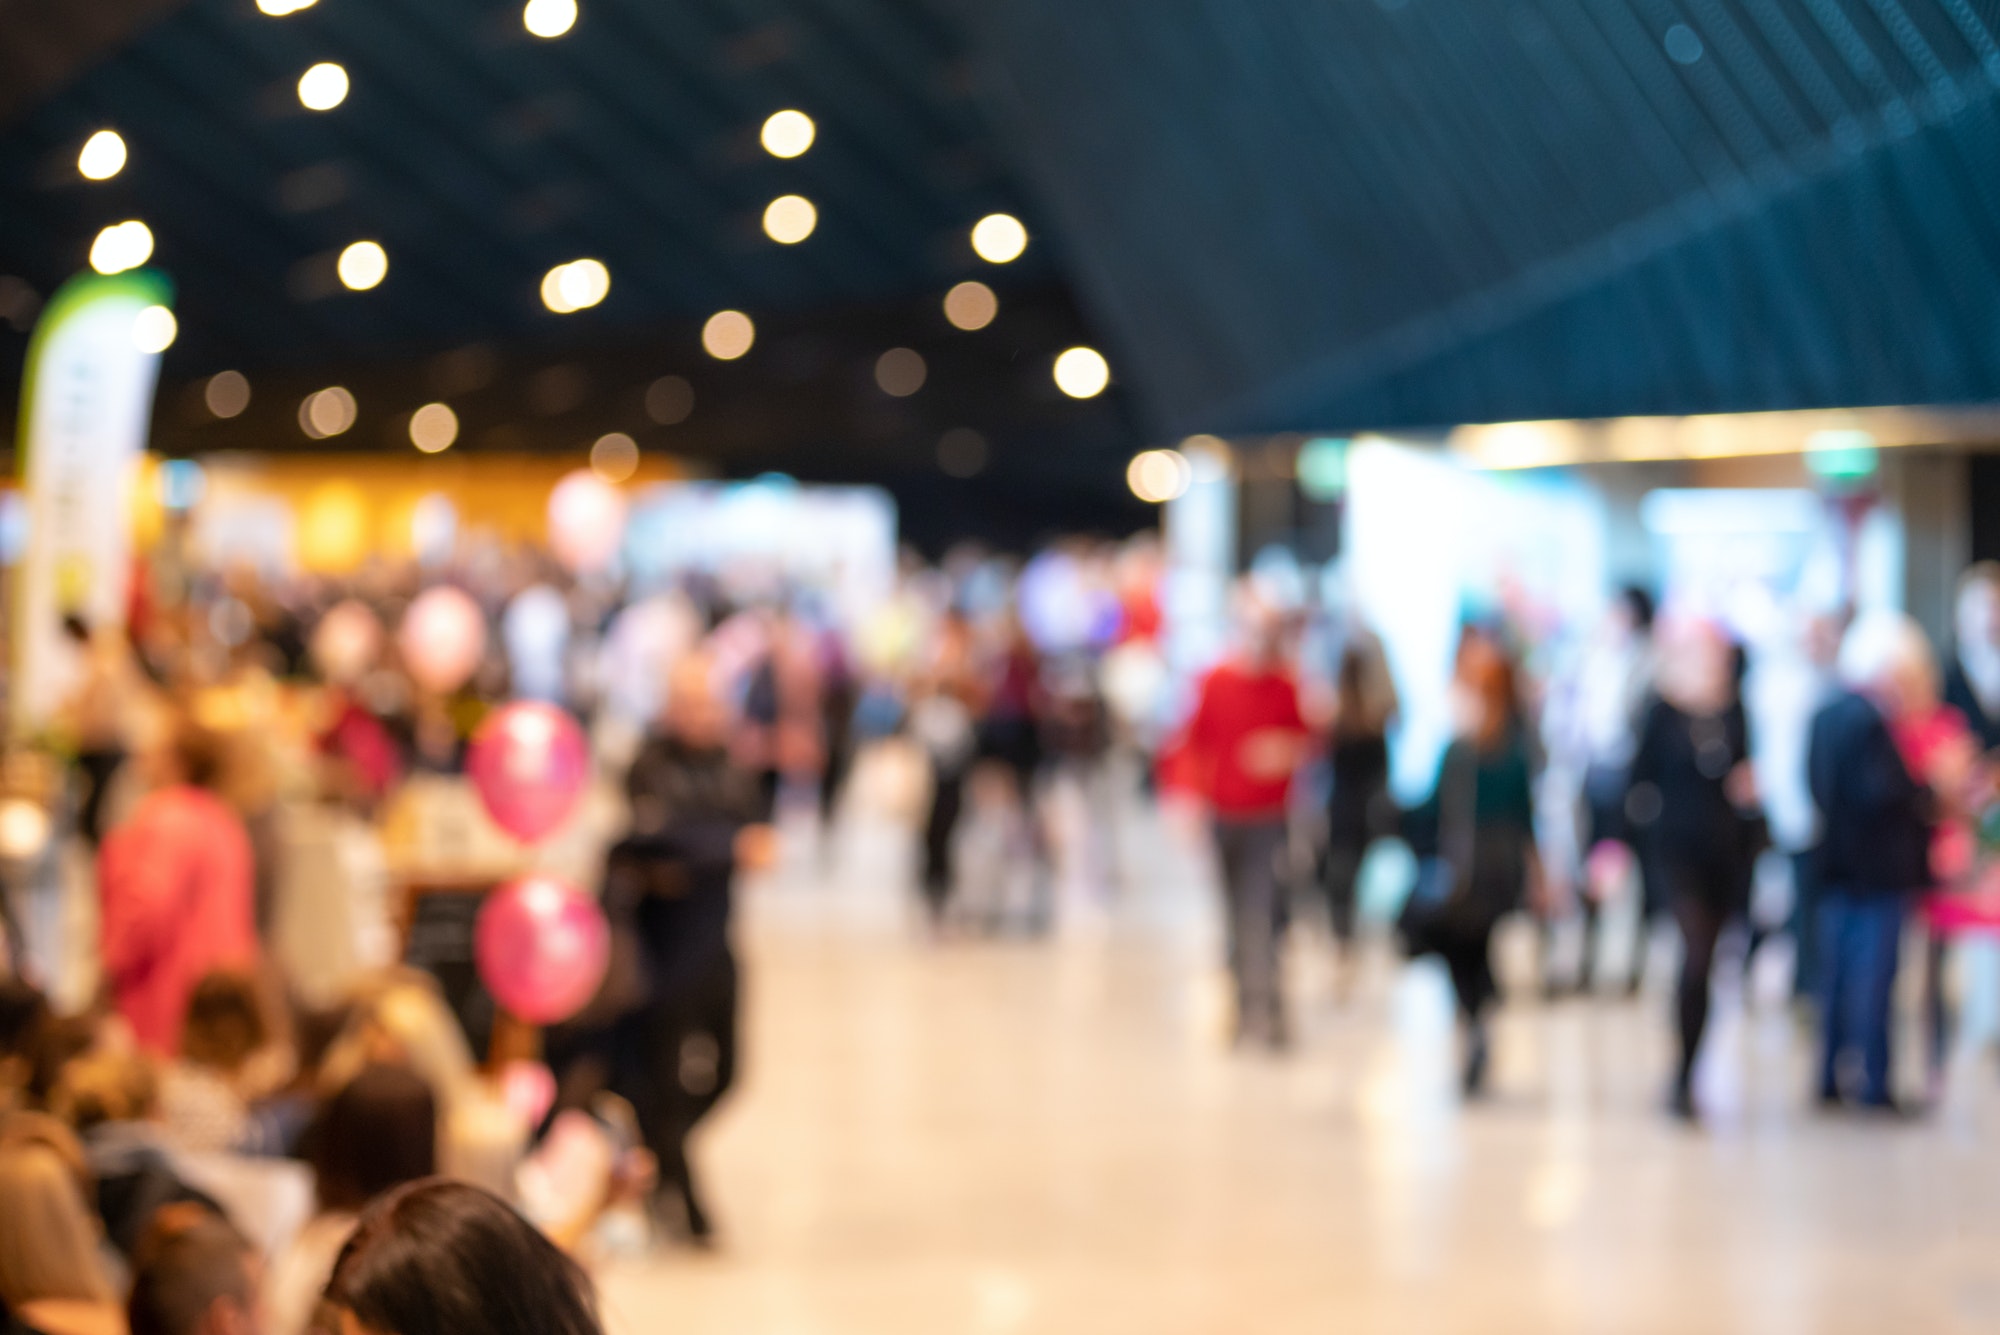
[1400,630,1540,1096]
[1625,619,1757,1122]
[1320,630,1398,983]
[1185,595,1311,1050]
[1806,612,1938,1113]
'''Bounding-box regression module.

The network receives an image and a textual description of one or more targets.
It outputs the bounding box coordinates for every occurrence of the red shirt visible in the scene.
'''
[98,786,258,1054]
[1186,662,1308,819]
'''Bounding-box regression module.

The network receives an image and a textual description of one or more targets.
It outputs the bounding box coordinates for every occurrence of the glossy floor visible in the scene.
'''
[598,801,2000,1335]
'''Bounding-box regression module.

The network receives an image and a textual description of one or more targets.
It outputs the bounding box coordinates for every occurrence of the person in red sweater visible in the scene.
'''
[1184,598,1312,1049]
[98,715,258,1055]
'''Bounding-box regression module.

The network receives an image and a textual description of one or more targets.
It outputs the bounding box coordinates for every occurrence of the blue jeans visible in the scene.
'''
[1814,888,1906,1105]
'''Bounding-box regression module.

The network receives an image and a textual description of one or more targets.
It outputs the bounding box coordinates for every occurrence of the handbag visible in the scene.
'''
[1399,742,1477,943]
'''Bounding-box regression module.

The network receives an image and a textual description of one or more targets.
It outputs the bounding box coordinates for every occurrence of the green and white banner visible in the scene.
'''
[11,269,173,732]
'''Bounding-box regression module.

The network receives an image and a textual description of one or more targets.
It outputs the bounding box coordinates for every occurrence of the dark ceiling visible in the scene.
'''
[4,0,2000,535]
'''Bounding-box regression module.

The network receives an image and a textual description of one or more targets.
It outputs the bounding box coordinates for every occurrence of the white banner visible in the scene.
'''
[11,270,173,732]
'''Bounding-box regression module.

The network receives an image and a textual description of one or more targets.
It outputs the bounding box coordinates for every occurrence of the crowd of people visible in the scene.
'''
[4,515,1999,1334]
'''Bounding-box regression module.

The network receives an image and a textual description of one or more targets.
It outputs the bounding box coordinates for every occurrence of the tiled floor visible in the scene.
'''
[598,799,2000,1334]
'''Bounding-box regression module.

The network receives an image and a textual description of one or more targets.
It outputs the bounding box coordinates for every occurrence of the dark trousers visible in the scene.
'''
[1322,836,1365,944]
[1214,818,1289,1043]
[1404,913,1498,1021]
[921,764,965,918]
[1815,887,1905,1106]
[1669,892,1728,1092]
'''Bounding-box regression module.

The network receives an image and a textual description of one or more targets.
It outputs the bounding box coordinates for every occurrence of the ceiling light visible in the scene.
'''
[874,347,926,397]
[409,402,458,453]
[943,280,997,331]
[337,240,387,290]
[256,0,318,14]
[540,258,609,313]
[89,220,153,274]
[702,310,755,360]
[590,432,639,483]
[644,375,693,425]
[523,0,577,39]
[763,194,817,244]
[298,62,349,111]
[77,130,126,181]
[131,305,176,353]
[1127,449,1191,503]
[760,109,815,158]
[205,372,251,419]
[971,213,1027,264]
[1053,346,1109,399]
[300,386,357,439]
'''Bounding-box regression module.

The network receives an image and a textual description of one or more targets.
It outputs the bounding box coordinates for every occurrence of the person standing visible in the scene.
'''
[1401,630,1540,1096]
[97,717,258,1056]
[1807,612,1938,1113]
[1320,630,1398,979]
[1184,596,1311,1050]
[1625,620,1757,1121]
[1944,562,2000,752]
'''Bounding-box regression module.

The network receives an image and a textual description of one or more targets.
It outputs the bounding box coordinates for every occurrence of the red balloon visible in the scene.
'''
[466,701,589,843]
[475,874,609,1025]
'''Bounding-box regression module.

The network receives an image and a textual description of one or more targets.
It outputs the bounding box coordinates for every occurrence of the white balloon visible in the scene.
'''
[399,585,487,694]
[547,469,628,573]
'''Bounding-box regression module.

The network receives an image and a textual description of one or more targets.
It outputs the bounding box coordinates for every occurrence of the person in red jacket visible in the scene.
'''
[98,715,258,1055]
[1185,596,1312,1049]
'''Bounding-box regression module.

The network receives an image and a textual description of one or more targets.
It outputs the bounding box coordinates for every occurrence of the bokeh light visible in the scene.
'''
[298,62,349,111]
[1127,449,1192,503]
[541,258,609,313]
[971,213,1028,264]
[943,280,998,331]
[256,0,317,13]
[409,402,459,453]
[703,310,755,360]
[89,220,153,274]
[300,386,358,439]
[131,305,177,353]
[937,428,988,478]
[337,240,388,291]
[590,432,640,483]
[874,348,927,397]
[645,375,694,425]
[760,109,815,158]
[1053,346,1110,398]
[763,195,818,244]
[204,371,251,419]
[523,0,577,38]
[77,130,126,181]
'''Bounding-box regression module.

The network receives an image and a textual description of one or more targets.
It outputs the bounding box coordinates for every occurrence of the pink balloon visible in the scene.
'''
[547,469,627,574]
[466,701,589,843]
[399,585,487,695]
[475,874,609,1025]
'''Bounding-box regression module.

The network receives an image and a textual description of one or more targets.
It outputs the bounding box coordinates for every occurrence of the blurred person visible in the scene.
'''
[1807,612,1939,1112]
[1319,629,1399,976]
[57,618,143,852]
[1400,630,1540,1096]
[97,716,257,1056]
[1549,586,1654,995]
[909,609,981,927]
[1625,619,1757,1121]
[1184,591,1312,1050]
[0,1132,124,1335]
[1944,562,2000,751]
[0,982,50,1117]
[126,1208,259,1335]
[317,976,522,1201]
[158,974,290,1155]
[566,649,769,1242]
[263,1065,434,1335]
[46,1042,221,1263]
[323,1180,600,1335]
[973,614,1053,930]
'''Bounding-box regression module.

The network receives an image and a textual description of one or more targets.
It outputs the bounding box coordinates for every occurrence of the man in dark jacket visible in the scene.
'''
[1806,613,1935,1111]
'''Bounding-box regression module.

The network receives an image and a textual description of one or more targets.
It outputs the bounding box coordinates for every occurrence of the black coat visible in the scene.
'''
[1806,690,1932,894]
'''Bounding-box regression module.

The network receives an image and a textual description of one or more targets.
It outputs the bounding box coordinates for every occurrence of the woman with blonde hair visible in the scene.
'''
[0,1129,125,1335]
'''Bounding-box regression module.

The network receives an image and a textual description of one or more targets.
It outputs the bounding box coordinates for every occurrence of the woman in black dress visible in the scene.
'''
[1322,631,1399,976]
[1626,619,1757,1122]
